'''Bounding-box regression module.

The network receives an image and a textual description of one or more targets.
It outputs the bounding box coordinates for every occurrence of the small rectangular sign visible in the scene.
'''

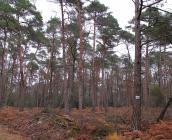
[135,96,140,100]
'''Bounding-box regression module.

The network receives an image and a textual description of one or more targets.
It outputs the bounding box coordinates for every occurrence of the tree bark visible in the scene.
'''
[0,29,7,103]
[144,44,150,107]
[48,32,55,106]
[18,34,25,111]
[77,0,84,111]
[60,0,69,114]
[132,0,142,130]
[91,15,96,111]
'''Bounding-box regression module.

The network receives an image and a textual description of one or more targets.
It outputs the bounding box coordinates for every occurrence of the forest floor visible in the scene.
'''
[0,107,171,140]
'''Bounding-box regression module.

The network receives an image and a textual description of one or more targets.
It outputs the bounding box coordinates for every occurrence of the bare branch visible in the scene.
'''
[138,0,143,19]
[141,38,156,46]
[145,6,172,14]
[142,0,163,9]
[132,0,136,4]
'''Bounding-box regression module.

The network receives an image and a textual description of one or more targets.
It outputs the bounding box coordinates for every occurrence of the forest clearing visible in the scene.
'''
[1,0,172,139]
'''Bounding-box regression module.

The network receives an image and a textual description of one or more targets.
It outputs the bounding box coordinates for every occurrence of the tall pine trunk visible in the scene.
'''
[144,44,150,107]
[91,15,96,111]
[60,0,69,114]
[0,29,7,103]
[48,33,55,106]
[132,0,142,130]
[18,34,25,111]
[77,0,84,111]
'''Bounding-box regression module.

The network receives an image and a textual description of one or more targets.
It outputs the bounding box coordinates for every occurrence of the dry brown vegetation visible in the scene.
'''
[0,107,171,140]
[0,128,30,140]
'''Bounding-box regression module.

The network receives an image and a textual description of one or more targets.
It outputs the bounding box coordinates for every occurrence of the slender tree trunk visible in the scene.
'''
[101,55,106,110]
[158,45,162,89]
[126,43,133,106]
[101,46,107,111]
[6,50,17,106]
[91,15,96,111]
[144,44,150,107]
[60,0,69,114]
[0,29,7,104]
[18,36,25,111]
[10,50,17,91]
[77,0,84,111]
[48,33,55,106]
[132,0,142,130]
[15,15,25,111]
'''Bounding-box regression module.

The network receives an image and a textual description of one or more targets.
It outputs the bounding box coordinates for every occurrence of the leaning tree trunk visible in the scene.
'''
[157,97,172,122]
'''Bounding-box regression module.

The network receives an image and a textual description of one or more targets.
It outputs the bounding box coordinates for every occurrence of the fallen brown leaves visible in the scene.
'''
[0,107,78,140]
[0,107,171,140]
[0,128,29,140]
[0,107,130,140]
[146,121,172,140]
